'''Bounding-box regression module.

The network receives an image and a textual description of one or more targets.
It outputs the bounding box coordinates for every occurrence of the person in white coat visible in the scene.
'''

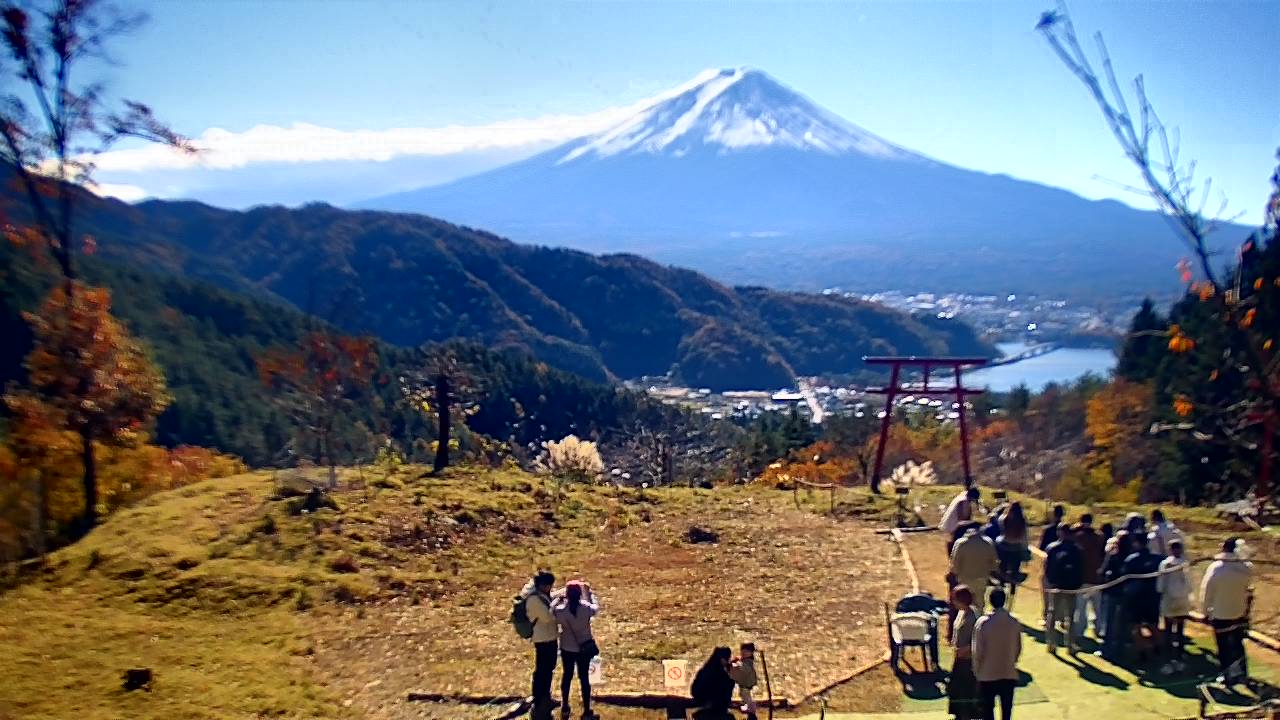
[941,487,982,554]
[1157,540,1191,674]
[1201,538,1254,685]
[1148,509,1184,557]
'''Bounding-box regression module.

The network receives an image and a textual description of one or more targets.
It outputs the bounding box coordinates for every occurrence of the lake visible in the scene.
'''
[963,342,1116,392]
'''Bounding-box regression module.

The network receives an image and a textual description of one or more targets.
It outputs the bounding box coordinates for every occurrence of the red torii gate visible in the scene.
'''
[864,356,989,493]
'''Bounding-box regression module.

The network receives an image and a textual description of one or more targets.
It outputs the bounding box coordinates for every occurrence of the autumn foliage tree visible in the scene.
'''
[13,282,169,533]
[1040,5,1280,498]
[257,331,375,482]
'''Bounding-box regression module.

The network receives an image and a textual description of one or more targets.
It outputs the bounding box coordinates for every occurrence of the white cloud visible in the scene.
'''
[91,103,649,174]
[90,182,151,202]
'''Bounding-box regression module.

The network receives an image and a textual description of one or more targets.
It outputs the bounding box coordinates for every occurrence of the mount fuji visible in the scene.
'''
[363,68,1237,297]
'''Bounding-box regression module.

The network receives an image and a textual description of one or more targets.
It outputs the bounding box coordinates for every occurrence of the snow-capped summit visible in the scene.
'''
[363,67,1221,298]
[559,67,915,163]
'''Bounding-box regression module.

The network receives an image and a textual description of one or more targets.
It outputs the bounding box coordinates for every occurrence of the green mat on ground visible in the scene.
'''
[894,645,1049,712]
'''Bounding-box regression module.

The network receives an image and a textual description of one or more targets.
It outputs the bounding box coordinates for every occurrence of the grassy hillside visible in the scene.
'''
[0,465,915,720]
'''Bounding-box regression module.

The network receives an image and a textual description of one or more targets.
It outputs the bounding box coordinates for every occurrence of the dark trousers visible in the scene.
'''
[532,641,558,706]
[1212,617,1248,680]
[560,649,592,712]
[979,679,1016,720]
[1101,597,1127,661]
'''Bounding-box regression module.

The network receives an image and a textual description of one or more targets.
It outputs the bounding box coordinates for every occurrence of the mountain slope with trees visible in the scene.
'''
[2,180,989,390]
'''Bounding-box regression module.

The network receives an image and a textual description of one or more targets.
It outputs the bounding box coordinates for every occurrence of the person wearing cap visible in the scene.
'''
[1099,530,1130,661]
[1201,538,1254,685]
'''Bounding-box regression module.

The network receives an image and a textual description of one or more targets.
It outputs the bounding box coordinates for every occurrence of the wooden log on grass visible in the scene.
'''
[406,690,793,710]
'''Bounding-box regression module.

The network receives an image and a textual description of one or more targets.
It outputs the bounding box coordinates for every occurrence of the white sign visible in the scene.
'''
[588,656,605,686]
[662,659,689,688]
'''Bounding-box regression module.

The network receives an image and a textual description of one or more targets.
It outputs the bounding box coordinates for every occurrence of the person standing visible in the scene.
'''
[948,585,982,720]
[553,581,600,720]
[996,502,1030,593]
[1073,516,1106,638]
[1099,531,1130,662]
[1038,505,1065,552]
[522,571,559,720]
[1148,509,1183,557]
[690,647,736,720]
[1201,538,1254,686]
[942,488,982,555]
[729,643,760,720]
[952,522,1000,613]
[973,588,1022,720]
[1038,505,1066,627]
[1122,534,1163,664]
[1157,541,1191,675]
[1043,525,1084,655]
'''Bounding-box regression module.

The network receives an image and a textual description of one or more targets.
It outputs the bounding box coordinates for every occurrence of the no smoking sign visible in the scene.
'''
[662,659,688,688]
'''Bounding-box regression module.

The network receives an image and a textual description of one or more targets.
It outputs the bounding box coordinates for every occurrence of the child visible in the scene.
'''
[729,642,760,720]
[1158,540,1192,674]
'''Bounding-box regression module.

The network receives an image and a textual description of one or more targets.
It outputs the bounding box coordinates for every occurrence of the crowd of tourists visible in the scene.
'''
[513,570,759,720]
[940,488,1257,720]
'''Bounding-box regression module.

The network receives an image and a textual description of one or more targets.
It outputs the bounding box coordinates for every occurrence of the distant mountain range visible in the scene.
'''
[1,178,988,390]
[363,67,1243,298]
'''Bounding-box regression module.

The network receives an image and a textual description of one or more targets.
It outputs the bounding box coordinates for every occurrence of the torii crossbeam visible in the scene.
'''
[864,356,989,493]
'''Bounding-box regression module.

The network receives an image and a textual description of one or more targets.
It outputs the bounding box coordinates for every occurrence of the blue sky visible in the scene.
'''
[92,0,1277,220]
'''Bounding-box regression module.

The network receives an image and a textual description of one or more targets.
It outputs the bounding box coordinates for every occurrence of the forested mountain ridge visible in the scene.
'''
[2,180,990,390]
[0,239,678,468]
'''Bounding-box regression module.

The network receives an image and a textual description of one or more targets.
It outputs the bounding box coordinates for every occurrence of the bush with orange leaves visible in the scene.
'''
[757,441,861,488]
[0,394,245,562]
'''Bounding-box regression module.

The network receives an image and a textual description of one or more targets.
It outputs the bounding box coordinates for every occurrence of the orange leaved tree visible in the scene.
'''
[257,332,376,483]
[15,282,169,534]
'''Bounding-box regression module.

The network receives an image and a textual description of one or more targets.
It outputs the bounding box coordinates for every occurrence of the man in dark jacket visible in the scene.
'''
[1044,525,1085,654]
[1123,533,1164,662]
[1038,504,1066,551]
[1100,530,1131,662]
[1073,515,1106,638]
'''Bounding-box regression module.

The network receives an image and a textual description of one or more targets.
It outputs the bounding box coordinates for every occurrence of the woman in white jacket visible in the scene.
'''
[1156,540,1191,673]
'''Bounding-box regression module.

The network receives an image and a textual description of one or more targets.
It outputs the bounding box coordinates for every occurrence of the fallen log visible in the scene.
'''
[405,690,793,710]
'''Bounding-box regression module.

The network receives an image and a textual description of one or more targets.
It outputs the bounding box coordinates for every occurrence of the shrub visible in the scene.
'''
[535,435,604,485]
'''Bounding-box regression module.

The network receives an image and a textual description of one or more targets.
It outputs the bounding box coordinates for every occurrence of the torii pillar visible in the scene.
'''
[864,356,989,493]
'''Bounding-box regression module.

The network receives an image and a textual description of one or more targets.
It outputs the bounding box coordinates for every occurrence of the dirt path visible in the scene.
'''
[310,496,911,719]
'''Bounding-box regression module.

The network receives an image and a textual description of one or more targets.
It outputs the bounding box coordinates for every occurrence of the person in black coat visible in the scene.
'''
[1044,525,1085,654]
[1100,530,1131,662]
[1122,533,1164,662]
[691,647,736,719]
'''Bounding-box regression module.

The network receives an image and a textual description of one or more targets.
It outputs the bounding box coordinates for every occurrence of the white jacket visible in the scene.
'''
[1148,521,1183,556]
[1200,552,1253,620]
[1157,555,1192,617]
[522,582,558,644]
[939,492,972,535]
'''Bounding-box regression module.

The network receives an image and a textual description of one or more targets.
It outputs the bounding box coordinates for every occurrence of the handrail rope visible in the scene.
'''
[1004,552,1280,635]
